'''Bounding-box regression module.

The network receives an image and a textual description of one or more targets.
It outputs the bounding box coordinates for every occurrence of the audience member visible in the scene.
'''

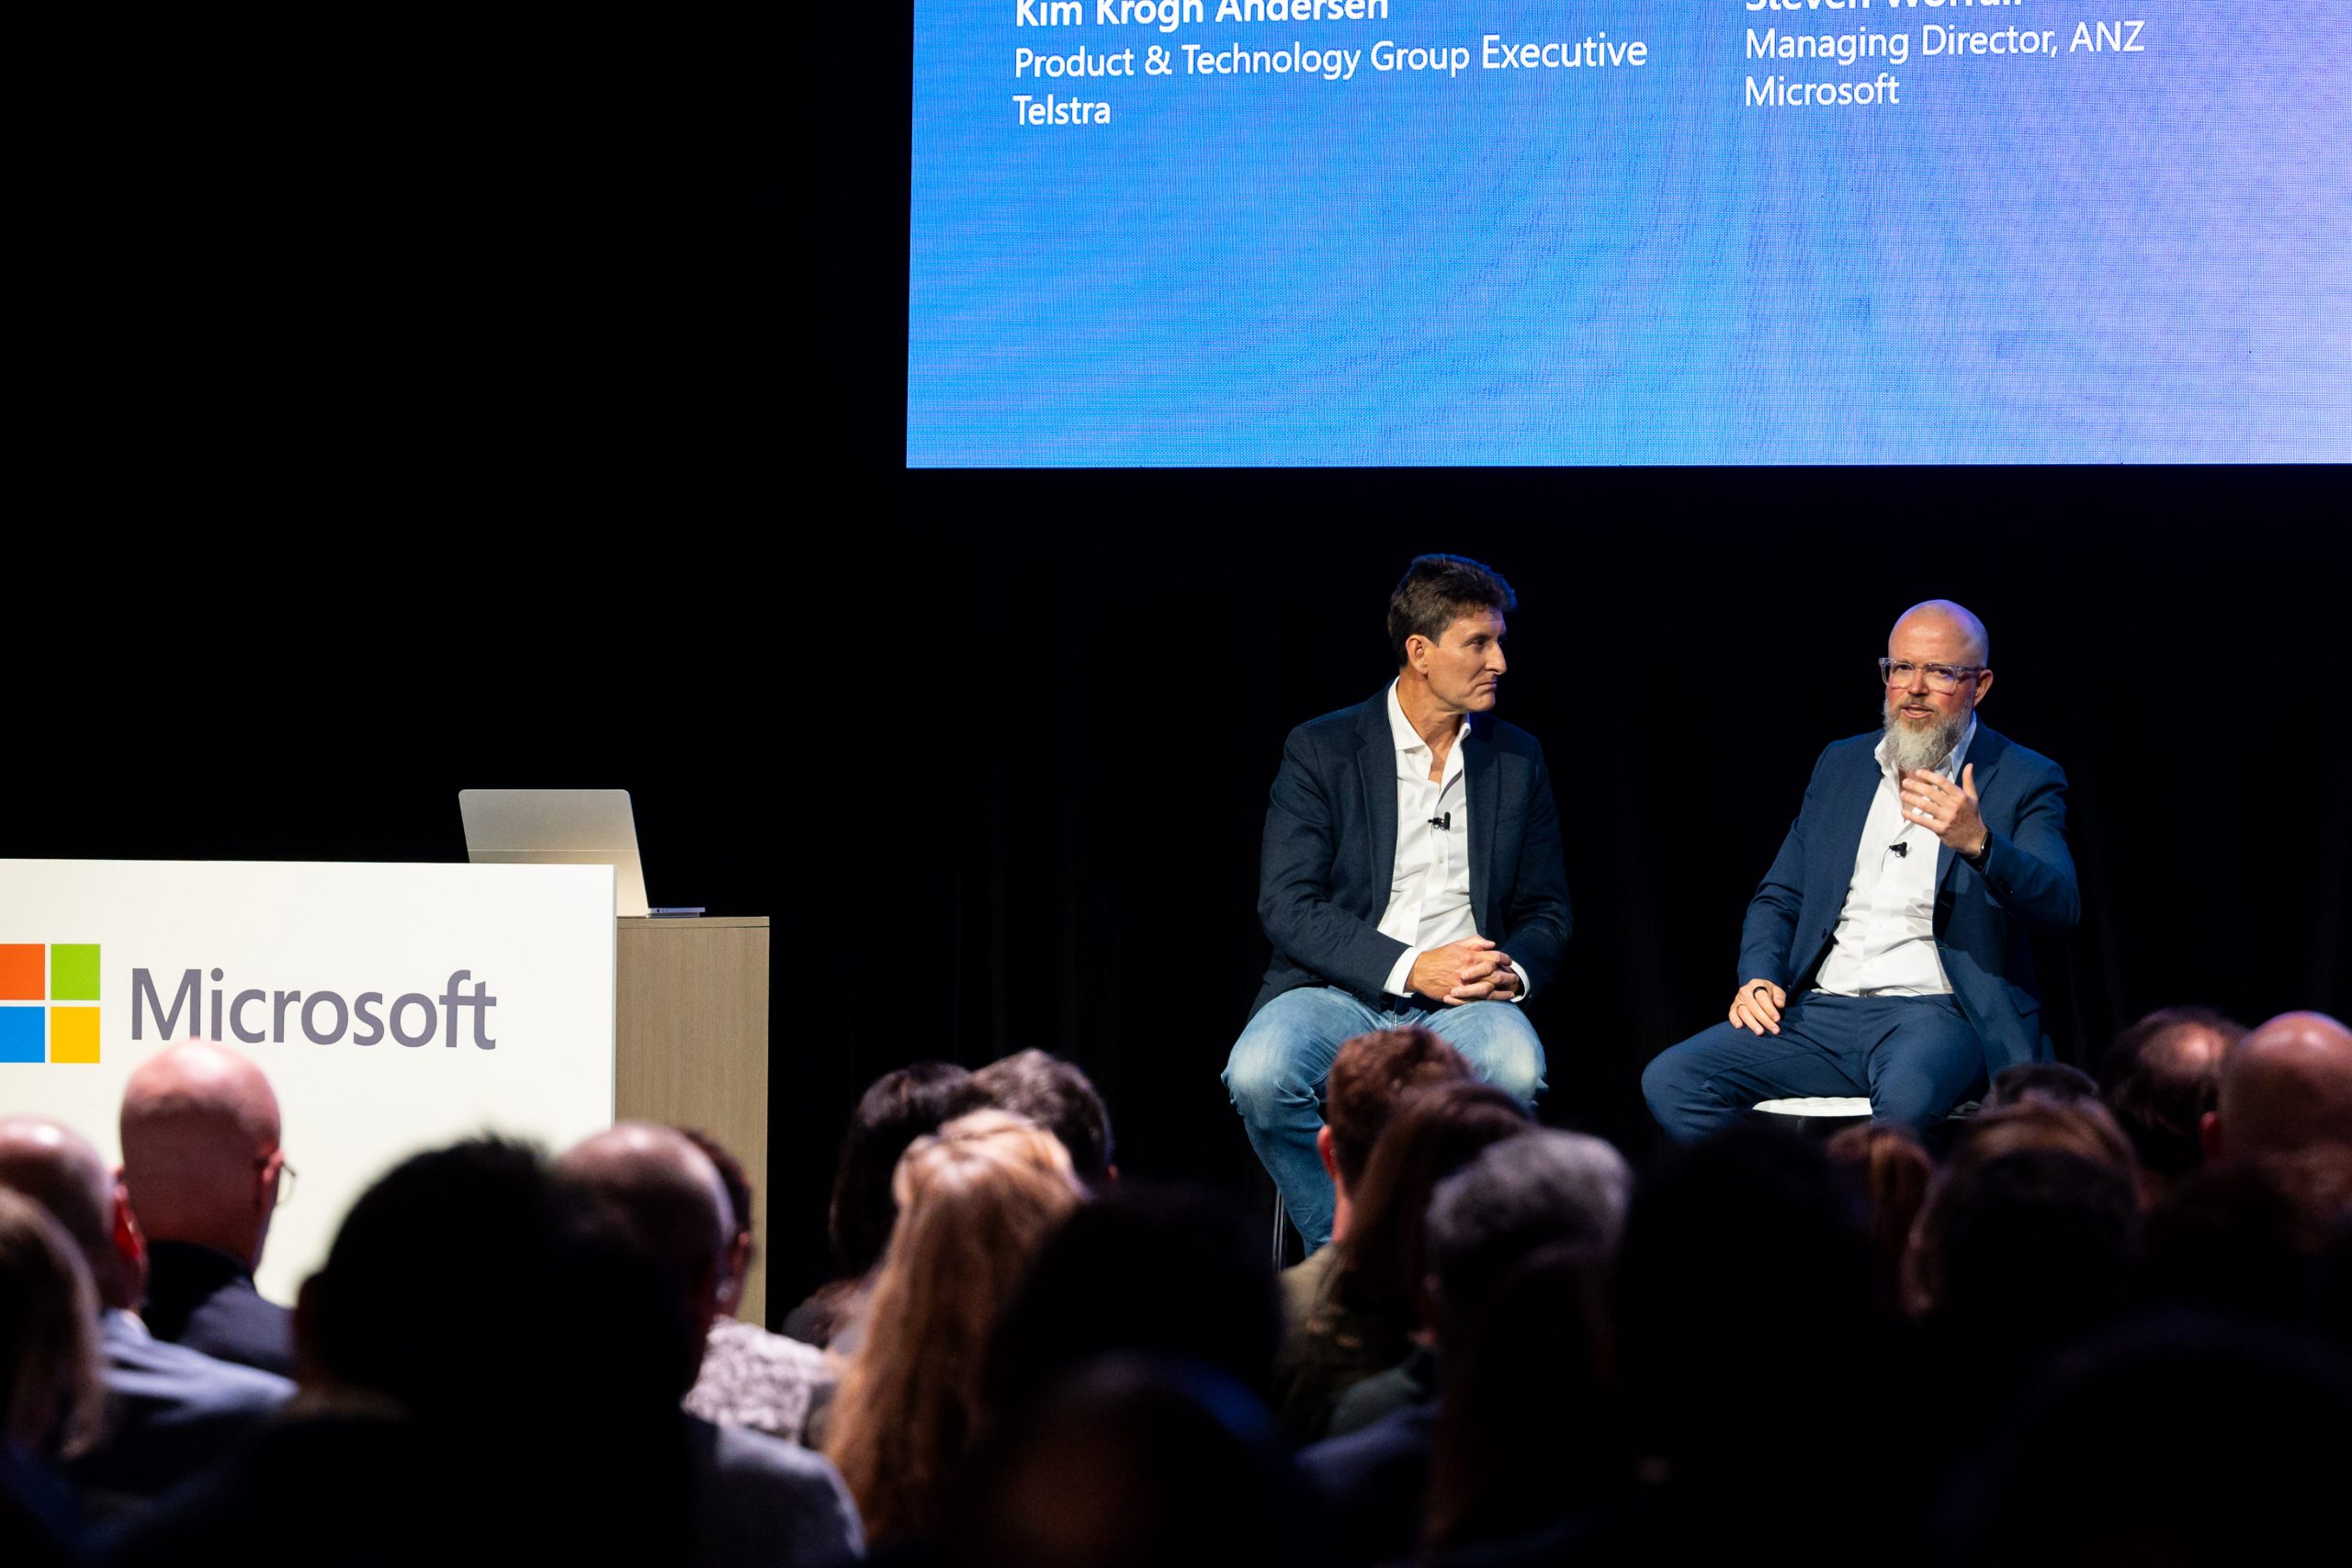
[2204,1010,2352,1159]
[824,1109,1081,1548]
[117,1043,297,1375]
[1943,1315,2352,1568]
[107,1136,695,1567]
[1910,1142,2143,1405]
[0,1115,290,1517]
[2,1188,104,1562]
[1282,1028,1472,1337]
[1610,1125,1902,1562]
[1303,1131,1631,1566]
[2144,1144,2352,1325]
[1273,1081,1531,1443]
[954,1049,1116,1189]
[561,1124,865,1565]
[988,1182,1282,1418]
[2096,1006,2242,1191]
[1826,1122,1934,1309]
[677,1129,835,1446]
[785,1061,971,1348]
[1983,1060,2098,1110]
[946,1355,1329,1568]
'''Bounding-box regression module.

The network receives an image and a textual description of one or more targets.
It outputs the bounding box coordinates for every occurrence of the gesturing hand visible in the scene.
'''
[1731,978,1786,1036]
[1409,938,1502,1005]
[1900,762,1989,857]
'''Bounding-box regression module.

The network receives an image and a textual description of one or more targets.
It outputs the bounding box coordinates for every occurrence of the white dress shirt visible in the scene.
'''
[1376,682,1527,1003]
[1815,718,1977,998]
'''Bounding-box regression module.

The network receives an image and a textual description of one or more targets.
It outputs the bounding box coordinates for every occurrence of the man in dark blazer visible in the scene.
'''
[1644,601,2079,1140]
[119,1043,297,1374]
[1224,556,1572,1251]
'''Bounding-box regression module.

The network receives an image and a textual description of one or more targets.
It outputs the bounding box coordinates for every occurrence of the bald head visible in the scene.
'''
[119,1042,284,1270]
[560,1123,731,1338]
[1892,600,1991,666]
[0,1116,139,1309]
[2214,1012,2352,1159]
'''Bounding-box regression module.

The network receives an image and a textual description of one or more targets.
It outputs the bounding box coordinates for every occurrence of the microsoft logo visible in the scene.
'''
[0,944,100,1065]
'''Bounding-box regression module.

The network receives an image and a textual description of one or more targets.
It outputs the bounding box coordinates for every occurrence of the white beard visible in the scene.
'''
[1883,702,1967,774]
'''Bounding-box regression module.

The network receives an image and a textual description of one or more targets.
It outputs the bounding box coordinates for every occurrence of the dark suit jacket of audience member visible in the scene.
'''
[66,1310,293,1510]
[141,1240,297,1377]
[1254,690,1573,1016]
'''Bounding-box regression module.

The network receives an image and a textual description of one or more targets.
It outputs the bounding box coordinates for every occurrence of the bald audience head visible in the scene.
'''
[119,1042,286,1271]
[2210,1012,2352,1161]
[0,1115,142,1311]
[560,1123,732,1382]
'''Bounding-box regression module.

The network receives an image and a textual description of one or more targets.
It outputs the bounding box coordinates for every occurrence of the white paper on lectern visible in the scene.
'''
[0,859,616,1305]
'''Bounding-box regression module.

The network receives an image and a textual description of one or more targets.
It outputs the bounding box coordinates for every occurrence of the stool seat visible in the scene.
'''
[1752,1097,1872,1118]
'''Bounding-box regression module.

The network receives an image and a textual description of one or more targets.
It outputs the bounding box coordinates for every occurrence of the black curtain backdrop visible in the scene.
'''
[9,513,2345,1315]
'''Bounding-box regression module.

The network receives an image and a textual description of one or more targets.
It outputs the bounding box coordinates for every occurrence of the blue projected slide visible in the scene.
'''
[908,2,2351,466]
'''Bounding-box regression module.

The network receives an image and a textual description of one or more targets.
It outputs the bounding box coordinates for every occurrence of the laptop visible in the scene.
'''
[458,789,652,918]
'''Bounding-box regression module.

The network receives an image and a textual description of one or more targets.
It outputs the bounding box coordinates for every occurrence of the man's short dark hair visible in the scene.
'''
[1987,1062,2099,1111]
[2098,1006,2245,1182]
[1323,1027,1473,1190]
[956,1050,1115,1188]
[830,1060,973,1276]
[1387,555,1517,667]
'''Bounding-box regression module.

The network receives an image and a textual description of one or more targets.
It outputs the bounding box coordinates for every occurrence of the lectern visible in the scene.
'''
[615,915,773,1324]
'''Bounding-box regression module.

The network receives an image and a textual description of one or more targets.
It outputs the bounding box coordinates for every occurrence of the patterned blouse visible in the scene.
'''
[684,1316,839,1446]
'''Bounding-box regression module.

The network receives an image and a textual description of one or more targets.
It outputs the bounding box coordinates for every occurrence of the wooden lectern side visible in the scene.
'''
[615,915,773,1325]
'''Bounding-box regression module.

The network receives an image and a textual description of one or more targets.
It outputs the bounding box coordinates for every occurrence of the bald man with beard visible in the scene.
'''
[1645,601,2081,1140]
[0,1115,290,1513]
[561,1124,865,1567]
[2204,1012,2352,1160]
[119,1042,296,1375]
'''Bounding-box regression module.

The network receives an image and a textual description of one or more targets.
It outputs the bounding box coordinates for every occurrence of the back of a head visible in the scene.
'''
[310,1137,693,1559]
[1985,1061,2098,1111]
[1322,1026,1472,1191]
[1826,1122,1935,1308]
[2145,1144,2352,1324]
[2215,1011,2352,1159]
[831,1060,973,1278]
[1943,1096,2140,1185]
[0,1116,124,1308]
[949,1355,1321,1568]
[956,1050,1115,1188]
[117,1041,281,1259]
[2098,1007,2240,1182]
[0,1187,104,1459]
[829,1111,1082,1545]
[1337,1081,1532,1346]
[988,1183,1281,1418]
[1915,1147,2143,1374]
[1950,1316,2352,1567]
[1615,1126,1879,1468]
[1425,1129,1632,1343]
[559,1123,732,1391]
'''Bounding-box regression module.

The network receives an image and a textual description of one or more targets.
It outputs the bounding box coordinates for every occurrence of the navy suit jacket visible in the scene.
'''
[1737,724,2080,1076]
[1253,689,1572,1015]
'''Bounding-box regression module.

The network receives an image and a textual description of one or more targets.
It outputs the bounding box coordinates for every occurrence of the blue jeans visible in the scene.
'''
[1223,987,1547,1252]
[1641,991,1986,1143]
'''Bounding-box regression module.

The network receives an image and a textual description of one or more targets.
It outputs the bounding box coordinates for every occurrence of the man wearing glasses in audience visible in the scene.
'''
[1643,601,2079,1141]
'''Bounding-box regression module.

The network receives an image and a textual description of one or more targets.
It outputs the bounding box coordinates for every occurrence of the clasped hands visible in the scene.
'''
[1410,937,1521,1006]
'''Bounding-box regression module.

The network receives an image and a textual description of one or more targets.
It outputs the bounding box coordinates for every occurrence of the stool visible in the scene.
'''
[1752,1097,1873,1138]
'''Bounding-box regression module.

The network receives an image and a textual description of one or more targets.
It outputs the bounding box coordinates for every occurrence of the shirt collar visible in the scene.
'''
[1874,715,1978,780]
[1386,679,1468,759]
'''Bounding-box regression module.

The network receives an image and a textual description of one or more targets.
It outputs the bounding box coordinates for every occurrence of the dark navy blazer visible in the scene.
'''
[1252,689,1573,1016]
[1737,724,2081,1077]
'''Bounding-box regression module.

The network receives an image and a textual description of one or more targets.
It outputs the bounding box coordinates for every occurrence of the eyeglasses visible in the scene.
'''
[263,1155,298,1207]
[1879,659,1984,694]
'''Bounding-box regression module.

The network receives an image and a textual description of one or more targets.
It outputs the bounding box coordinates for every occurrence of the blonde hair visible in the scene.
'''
[0,1188,106,1457]
[825,1110,1080,1544]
